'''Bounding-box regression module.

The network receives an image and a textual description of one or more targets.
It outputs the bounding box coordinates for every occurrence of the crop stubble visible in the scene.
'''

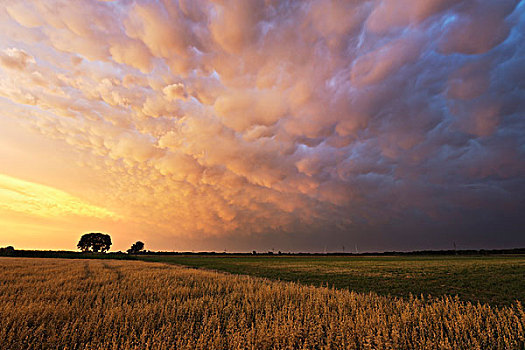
[0,257,523,349]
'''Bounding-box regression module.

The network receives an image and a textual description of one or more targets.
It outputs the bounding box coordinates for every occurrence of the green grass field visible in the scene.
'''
[139,255,525,306]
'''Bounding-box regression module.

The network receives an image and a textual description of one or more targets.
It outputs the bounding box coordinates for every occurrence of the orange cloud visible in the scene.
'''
[0,0,523,251]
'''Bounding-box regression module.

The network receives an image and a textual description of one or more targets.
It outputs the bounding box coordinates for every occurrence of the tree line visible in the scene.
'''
[77,232,144,254]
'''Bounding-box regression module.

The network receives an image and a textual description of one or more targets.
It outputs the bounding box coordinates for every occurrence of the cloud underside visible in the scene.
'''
[0,0,524,248]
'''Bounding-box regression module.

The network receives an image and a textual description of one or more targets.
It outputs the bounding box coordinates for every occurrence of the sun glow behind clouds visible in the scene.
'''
[0,174,118,219]
[0,174,123,250]
[0,0,524,251]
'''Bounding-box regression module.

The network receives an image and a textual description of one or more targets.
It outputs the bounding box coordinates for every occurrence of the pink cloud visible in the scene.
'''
[0,0,523,250]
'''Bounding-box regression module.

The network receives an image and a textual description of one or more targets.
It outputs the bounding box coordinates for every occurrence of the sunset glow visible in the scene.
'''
[0,174,118,219]
[0,0,524,251]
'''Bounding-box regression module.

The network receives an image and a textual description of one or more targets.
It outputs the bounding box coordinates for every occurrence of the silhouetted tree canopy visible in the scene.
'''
[127,241,144,254]
[0,246,15,256]
[77,233,112,253]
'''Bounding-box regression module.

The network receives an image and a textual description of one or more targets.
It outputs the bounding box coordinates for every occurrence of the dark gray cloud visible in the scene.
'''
[0,0,524,251]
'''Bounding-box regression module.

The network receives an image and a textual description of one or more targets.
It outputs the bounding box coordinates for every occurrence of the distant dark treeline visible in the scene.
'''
[143,248,525,256]
[0,248,135,260]
[1,247,524,259]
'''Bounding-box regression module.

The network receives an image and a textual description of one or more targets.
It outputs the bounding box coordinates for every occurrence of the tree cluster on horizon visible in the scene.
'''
[77,233,145,255]
[77,233,111,253]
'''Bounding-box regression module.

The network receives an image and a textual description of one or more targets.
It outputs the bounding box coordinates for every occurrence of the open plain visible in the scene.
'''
[0,257,523,350]
[140,254,525,306]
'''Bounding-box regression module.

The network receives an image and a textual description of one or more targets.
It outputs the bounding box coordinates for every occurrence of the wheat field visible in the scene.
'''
[0,258,523,350]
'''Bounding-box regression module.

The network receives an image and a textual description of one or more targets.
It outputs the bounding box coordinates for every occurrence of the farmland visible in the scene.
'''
[140,254,525,306]
[0,257,524,350]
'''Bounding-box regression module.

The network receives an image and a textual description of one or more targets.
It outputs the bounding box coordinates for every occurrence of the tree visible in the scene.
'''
[0,246,15,256]
[127,241,145,254]
[77,232,112,253]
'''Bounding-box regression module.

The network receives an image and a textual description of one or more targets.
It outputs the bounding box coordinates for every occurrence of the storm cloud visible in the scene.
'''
[0,0,524,251]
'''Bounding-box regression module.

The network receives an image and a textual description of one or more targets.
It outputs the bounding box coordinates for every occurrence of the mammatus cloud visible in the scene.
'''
[0,0,524,251]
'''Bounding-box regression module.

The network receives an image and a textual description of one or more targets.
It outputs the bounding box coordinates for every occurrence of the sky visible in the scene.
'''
[0,0,524,252]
